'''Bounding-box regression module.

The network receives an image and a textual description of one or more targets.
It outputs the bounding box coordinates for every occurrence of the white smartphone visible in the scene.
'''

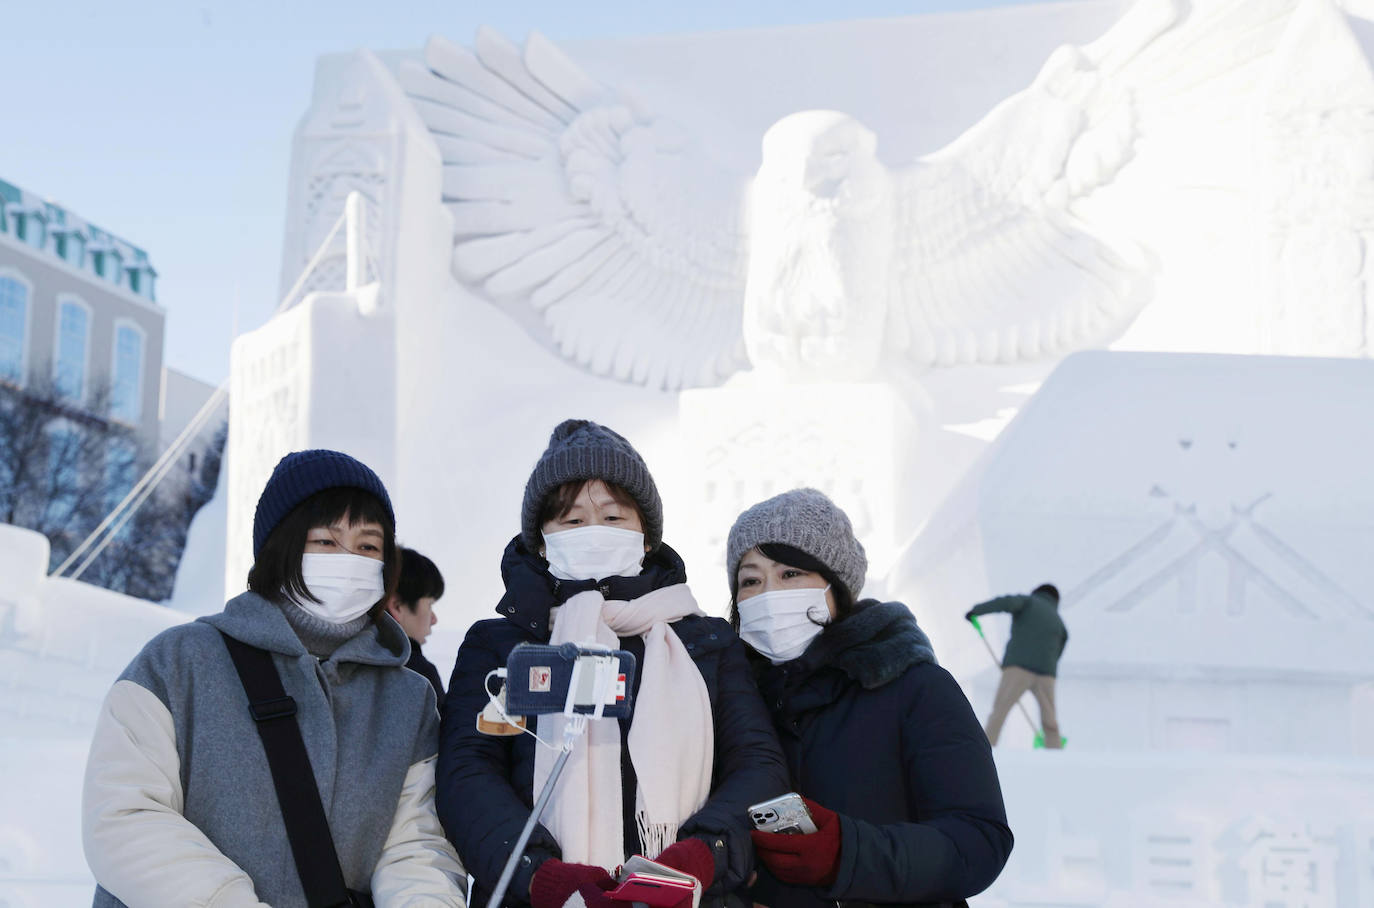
[748,793,817,835]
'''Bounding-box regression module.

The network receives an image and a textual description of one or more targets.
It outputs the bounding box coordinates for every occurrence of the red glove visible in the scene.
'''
[654,836,716,888]
[530,859,616,908]
[750,797,842,888]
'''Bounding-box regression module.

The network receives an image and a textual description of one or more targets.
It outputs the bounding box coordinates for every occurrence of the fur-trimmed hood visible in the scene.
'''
[799,599,937,689]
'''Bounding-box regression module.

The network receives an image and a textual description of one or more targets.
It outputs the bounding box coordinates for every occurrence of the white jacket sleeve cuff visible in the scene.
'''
[370,755,468,906]
[82,680,270,907]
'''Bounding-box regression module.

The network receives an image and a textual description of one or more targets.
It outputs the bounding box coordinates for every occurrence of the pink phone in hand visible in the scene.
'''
[606,872,696,907]
[607,856,699,908]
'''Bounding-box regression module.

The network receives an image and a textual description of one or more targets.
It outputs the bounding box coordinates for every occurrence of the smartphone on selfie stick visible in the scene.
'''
[484,643,637,908]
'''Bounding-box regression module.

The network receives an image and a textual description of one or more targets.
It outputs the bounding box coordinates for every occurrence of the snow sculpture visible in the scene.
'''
[399,0,1231,386]
[229,49,446,596]
[279,55,394,297]
[1259,0,1374,356]
[398,0,1374,387]
[677,380,917,596]
[743,112,894,380]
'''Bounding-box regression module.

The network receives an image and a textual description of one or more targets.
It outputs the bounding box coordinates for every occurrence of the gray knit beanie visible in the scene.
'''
[726,488,867,601]
[521,419,664,552]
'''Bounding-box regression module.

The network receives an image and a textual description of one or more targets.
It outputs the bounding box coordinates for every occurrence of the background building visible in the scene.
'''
[0,177,163,445]
[0,177,222,546]
[0,176,224,587]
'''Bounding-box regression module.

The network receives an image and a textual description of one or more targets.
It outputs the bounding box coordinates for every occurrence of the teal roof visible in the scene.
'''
[1,176,157,299]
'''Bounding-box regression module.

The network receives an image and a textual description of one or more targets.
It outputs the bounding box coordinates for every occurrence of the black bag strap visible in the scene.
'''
[220,632,357,908]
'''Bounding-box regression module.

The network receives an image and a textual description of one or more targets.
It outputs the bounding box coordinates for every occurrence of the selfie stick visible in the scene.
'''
[486,716,587,908]
[486,654,618,908]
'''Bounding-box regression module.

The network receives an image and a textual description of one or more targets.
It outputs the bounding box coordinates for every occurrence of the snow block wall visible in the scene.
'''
[985,749,1374,906]
[677,380,921,598]
[0,525,186,905]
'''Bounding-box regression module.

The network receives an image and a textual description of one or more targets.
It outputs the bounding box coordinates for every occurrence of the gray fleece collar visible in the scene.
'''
[199,591,409,667]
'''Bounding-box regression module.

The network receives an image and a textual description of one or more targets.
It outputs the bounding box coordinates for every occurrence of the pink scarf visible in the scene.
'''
[535,584,714,869]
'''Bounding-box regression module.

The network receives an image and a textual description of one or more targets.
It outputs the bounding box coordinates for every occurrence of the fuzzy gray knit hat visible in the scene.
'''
[521,419,664,552]
[726,487,867,600]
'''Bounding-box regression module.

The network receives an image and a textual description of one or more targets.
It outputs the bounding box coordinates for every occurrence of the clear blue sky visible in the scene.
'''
[3,0,1050,385]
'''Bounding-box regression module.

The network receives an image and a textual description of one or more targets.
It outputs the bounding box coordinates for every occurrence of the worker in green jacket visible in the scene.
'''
[965,583,1068,748]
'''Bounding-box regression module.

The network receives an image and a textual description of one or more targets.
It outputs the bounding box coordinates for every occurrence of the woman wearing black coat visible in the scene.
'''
[727,488,1013,908]
[438,419,789,908]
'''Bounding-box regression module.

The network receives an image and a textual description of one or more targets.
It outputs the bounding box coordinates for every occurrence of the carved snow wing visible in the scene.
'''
[400,30,750,390]
[884,0,1182,367]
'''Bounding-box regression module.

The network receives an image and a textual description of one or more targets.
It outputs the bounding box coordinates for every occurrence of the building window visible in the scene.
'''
[0,272,28,385]
[60,230,85,268]
[20,212,45,250]
[110,321,144,424]
[93,249,123,285]
[53,297,90,403]
[106,253,125,289]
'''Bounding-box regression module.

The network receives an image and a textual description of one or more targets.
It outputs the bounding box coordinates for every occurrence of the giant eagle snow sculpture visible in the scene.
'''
[398,0,1287,388]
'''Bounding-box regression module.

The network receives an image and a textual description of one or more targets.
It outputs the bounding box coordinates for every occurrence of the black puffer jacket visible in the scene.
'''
[752,601,1013,908]
[438,537,789,908]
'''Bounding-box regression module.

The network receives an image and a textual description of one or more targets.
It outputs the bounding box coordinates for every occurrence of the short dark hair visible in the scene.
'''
[537,479,643,533]
[247,486,398,609]
[1033,583,1060,602]
[728,542,857,632]
[395,547,445,610]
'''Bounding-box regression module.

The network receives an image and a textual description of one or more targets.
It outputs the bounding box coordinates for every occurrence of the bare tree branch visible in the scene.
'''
[0,369,225,601]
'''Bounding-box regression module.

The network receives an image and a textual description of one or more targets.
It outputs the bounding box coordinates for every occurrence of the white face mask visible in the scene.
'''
[542,525,646,581]
[736,586,831,664]
[295,552,385,624]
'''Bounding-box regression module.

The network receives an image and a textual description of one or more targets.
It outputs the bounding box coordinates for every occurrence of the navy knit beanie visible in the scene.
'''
[253,449,394,557]
[520,419,664,553]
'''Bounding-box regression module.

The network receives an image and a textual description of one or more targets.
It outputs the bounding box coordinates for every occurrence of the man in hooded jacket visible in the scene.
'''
[965,584,1068,748]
